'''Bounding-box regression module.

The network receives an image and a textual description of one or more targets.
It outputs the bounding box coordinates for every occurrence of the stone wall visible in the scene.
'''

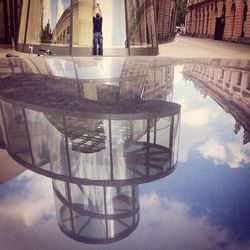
[186,0,250,43]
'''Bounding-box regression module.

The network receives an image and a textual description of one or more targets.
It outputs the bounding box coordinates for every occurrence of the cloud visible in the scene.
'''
[0,172,55,227]
[198,139,250,168]
[122,192,250,250]
[0,181,250,250]
[198,139,226,164]
[181,107,220,126]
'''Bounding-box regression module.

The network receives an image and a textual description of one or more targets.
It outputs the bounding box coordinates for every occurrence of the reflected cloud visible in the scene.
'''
[198,139,250,168]
[1,57,250,249]
[0,172,55,227]
[182,107,221,126]
[138,193,250,250]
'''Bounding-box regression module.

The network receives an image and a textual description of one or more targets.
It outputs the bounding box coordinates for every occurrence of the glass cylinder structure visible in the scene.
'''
[53,179,139,243]
[17,0,159,56]
[0,56,180,244]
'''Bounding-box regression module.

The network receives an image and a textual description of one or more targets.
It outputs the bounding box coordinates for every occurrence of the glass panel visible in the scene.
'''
[126,0,157,48]
[105,186,135,215]
[70,184,105,215]
[72,0,126,48]
[107,216,134,238]
[96,0,126,48]
[72,0,93,48]
[1,101,32,164]
[44,113,69,176]
[26,0,70,46]
[72,213,107,239]
[53,179,67,198]
[76,57,125,79]
[55,195,73,233]
[45,58,77,78]
[66,117,111,180]
[18,0,29,43]
[25,109,50,167]
[172,113,181,166]
[111,119,150,180]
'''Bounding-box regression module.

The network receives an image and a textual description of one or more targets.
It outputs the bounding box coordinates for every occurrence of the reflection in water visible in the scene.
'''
[0,57,180,243]
[183,59,250,144]
[0,99,180,243]
[0,57,250,246]
[53,180,140,243]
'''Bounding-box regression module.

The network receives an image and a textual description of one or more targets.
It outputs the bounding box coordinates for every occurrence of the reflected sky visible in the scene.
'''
[0,57,250,249]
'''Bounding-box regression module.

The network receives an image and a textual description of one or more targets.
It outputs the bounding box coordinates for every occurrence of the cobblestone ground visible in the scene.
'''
[159,35,250,59]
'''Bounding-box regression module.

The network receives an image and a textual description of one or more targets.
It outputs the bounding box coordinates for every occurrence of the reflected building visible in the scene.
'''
[0,56,180,243]
[156,0,177,42]
[0,0,177,56]
[0,56,175,102]
[183,59,250,144]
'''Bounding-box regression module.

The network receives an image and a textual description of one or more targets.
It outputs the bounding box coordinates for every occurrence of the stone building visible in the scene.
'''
[156,0,177,42]
[183,59,250,144]
[185,0,250,43]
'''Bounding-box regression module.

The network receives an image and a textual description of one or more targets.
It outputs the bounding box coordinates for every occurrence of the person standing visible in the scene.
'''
[93,3,103,56]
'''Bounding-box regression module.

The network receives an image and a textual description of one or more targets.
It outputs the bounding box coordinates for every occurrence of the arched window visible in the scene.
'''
[241,4,248,37]
[170,8,175,34]
[231,3,236,37]
[202,8,205,34]
[206,6,209,35]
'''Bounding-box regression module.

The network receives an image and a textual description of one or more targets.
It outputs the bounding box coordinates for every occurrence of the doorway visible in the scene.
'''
[214,17,225,40]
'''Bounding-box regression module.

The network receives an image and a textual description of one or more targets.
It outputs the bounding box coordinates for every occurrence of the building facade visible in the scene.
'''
[183,59,250,144]
[0,0,177,56]
[156,0,177,42]
[185,0,250,43]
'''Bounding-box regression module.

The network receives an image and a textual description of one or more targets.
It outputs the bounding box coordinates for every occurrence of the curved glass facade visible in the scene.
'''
[0,56,181,243]
[17,0,158,56]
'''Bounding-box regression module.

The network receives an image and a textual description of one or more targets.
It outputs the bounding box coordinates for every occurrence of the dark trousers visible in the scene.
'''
[93,32,103,55]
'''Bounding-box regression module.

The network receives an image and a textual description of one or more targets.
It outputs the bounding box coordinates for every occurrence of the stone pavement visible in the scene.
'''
[0,44,24,58]
[0,36,250,59]
[159,35,250,59]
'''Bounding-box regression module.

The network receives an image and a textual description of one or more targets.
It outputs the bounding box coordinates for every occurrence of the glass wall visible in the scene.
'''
[18,0,28,43]
[98,0,126,48]
[126,0,157,48]
[17,0,158,55]
[26,0,71,46]
[72,0,93,48]
[53,179,140,243]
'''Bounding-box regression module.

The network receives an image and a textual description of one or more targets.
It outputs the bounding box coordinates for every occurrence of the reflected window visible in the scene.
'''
[26,0,70,46]
[126,0,157,48]
[237,71,242,86]
[241,4,248,38]
[247,74,250,90]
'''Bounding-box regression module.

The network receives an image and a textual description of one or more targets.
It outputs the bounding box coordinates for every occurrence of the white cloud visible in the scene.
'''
[198,139,250,168]
[128,193,250,250]
[0,172,55,227]
[198,139,226,164]
[182,107,220,126]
